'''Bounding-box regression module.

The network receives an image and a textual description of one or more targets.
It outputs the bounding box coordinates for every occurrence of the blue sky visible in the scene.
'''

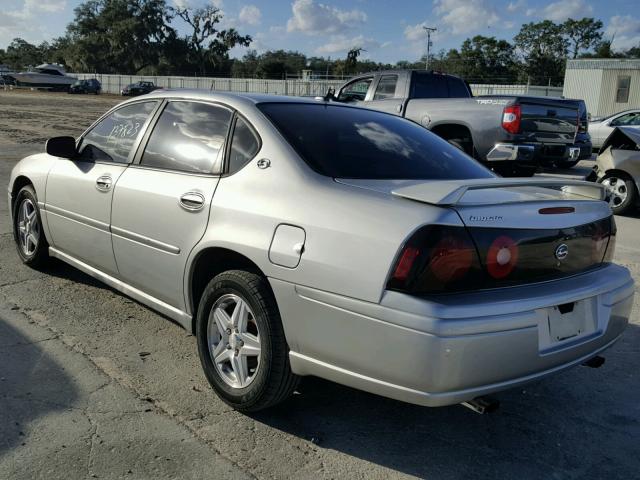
[1,0,639,63]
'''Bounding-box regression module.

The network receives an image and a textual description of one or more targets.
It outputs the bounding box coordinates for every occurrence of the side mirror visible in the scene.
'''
[46,136,77,159]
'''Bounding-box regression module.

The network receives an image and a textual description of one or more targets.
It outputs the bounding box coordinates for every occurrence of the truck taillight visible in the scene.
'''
[502,105,521,134]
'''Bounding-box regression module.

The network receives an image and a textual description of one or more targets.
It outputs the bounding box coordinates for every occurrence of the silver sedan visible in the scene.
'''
[9,90,635,411]
[589,109,640,150]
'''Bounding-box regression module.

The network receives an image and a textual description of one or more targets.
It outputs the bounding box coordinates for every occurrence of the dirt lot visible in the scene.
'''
[1,90,639,479]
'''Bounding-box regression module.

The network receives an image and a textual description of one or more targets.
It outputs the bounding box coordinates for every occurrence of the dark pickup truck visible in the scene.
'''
[334,70,589,176]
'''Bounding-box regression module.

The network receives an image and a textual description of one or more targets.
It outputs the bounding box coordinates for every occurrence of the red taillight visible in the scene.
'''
[391,246,420,282]
[429,235,474,283]
[387,226,482,293]
[486,235,518,279]
[502,105,521,134]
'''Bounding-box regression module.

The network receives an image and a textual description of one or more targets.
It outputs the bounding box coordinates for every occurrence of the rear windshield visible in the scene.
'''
[258,103,492,180]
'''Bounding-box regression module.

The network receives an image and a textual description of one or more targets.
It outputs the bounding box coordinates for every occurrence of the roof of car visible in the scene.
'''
[137,89,337,108]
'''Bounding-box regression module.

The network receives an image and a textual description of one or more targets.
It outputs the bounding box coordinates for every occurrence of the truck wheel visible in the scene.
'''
[195,270,299,411]
[599,173,637,215]
[447,138,472,156]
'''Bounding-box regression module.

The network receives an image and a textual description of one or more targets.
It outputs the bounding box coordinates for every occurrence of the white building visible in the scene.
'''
[563,59,640,117]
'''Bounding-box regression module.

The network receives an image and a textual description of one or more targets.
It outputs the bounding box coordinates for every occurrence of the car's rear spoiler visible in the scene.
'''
[392,178,606,206]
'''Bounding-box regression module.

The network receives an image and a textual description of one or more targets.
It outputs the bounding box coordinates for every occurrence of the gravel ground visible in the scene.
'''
[1,90,639,480]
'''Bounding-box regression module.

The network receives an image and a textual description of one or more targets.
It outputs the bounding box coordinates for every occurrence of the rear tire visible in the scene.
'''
[599,173,637,215]
[196,270,299,411]
[13,185,50,268]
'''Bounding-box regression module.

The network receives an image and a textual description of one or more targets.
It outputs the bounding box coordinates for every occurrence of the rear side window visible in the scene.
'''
[141,101,232,174]
[447,77,470,97]
[228,116,260,174]
[373,75,398,100]
[78,101,158,163]
[258,103,493,180]
[411,73,469,99]
[411,73,448,99]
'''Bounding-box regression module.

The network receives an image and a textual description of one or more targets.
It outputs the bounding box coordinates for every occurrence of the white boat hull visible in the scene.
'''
[12,72,76,88]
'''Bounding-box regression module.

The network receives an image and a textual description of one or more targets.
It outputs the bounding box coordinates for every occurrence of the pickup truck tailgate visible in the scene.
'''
[519,98,578,143]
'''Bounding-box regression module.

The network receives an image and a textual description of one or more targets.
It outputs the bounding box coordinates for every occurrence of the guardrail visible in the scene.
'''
[73,73,564,98]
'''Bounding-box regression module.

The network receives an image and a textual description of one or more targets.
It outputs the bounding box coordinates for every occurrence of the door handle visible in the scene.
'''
[179,192,205,211]
[96,175,112,192]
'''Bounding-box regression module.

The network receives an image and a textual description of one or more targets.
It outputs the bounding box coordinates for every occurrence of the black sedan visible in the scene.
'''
[121,81,158,96]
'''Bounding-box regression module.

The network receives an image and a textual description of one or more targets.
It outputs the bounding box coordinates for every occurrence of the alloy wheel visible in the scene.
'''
[601,176,628,207]
[17,198,40,256]
[207,294,262,389]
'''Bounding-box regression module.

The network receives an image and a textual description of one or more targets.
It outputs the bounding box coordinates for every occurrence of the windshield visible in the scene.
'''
[258,103,493,180]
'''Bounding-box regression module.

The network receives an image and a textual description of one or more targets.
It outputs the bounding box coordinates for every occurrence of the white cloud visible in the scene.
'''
[210,0,224,8]
[434,0,500,34]
[404,23,427,42]
[0,0,65,47]
[287,0,367,35]
[315,34,379,55]
[540,0,592,22]
[239,5,261,26]
[607,15,640,50]
[507,0,526,13]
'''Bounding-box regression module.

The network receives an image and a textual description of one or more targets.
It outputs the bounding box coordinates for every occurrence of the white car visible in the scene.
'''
[589,109,640,150]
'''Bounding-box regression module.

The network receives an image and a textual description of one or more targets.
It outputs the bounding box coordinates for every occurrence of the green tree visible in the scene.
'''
[625,44,640,58]
[173,5,251,75]
[3,38,43,70]
[448,36,517,82]
[66,0,175,74]
[255,50,306,78]
[562,17,603,58]
[514,20,568,85]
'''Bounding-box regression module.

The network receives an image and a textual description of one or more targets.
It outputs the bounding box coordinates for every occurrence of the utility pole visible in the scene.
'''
[423,26,437,70]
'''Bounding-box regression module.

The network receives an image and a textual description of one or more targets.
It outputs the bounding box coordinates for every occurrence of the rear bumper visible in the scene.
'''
[272,264,634,407]
[486,142,588,167]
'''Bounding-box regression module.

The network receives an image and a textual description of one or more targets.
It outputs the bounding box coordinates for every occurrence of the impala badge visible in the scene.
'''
[257,158,271,169]
[555,243,569,261]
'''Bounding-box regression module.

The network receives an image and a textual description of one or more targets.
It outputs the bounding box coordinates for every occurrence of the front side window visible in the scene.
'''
[373,75,398,100]
[338,77,373,102]
[141,101,232,174]
[78,101,158,163]
[228,117,260,175]
[616,76,631,103]
[258,103,493,180]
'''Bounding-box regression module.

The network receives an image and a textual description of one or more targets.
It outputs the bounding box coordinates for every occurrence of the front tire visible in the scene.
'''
[599,173,637,215]
[196,270,299,411]
[13,185,50,267]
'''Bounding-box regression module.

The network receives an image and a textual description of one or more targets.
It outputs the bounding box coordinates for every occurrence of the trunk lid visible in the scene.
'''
[337,177,614,290]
